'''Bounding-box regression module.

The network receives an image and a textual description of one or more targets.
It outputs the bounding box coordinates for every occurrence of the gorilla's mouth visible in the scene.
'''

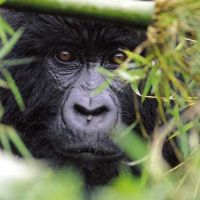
[54,146,123,162]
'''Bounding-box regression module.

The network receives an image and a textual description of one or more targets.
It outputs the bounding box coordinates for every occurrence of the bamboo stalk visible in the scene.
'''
[0,0,155,26]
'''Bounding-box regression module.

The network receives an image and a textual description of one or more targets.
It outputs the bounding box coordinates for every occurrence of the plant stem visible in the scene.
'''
[0,0,155,26]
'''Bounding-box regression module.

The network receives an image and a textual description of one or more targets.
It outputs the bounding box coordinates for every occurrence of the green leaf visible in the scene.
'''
[2,68,24,110]
[118,68,146,82]
[7,127,31,158]
[0,0,5,5]
[0,15,14,35]
[114,123,149,161]
[0,28,23,59]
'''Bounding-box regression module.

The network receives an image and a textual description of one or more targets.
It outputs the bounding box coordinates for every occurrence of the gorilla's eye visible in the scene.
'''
[109,50,127,65]
[55,51,75,63]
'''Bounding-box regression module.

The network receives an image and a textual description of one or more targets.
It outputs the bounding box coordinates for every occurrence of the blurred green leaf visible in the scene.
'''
[2,68,24,110]
[0,28,23,59]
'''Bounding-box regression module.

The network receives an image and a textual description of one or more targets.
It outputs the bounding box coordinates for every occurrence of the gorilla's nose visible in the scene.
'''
[74,103,109,122]
[62,90,118,133]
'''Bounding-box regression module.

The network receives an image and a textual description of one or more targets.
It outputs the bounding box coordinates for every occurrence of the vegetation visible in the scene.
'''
[0,0,154,26]
[0,0,200,199]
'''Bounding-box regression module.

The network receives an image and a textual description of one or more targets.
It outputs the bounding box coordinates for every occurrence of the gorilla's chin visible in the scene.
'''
[81,160,121,186]
[46,147,121,185]
[49,129,124,185]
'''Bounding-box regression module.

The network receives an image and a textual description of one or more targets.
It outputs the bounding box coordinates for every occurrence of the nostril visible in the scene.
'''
[74,104,109,116]
[74,104,88,115]
[94,106,109,115]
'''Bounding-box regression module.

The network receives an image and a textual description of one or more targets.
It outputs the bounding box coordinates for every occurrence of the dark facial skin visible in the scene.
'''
[0,10,160,186]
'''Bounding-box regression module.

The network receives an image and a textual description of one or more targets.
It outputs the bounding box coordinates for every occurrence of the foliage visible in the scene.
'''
[0,0,154,26]
[0,17,31,157]
[0,0,200,200]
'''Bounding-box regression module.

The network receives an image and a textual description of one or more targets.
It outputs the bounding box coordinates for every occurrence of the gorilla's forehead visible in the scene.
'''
[1,10,147,53]
[24,14,146,49]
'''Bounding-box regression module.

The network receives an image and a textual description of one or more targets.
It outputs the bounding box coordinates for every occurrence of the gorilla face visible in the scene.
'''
[1,11,157,185]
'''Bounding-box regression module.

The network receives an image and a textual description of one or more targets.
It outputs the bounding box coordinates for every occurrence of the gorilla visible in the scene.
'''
[0,9,176,186]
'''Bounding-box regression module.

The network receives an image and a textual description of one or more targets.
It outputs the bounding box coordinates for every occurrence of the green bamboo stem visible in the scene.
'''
[0,0,155,26]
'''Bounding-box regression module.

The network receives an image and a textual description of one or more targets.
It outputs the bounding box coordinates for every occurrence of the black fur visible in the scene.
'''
[0,9,176,186]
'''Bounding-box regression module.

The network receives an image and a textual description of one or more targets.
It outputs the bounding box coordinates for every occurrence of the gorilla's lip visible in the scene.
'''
[65,152,123,162]
[55,147,123,162]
